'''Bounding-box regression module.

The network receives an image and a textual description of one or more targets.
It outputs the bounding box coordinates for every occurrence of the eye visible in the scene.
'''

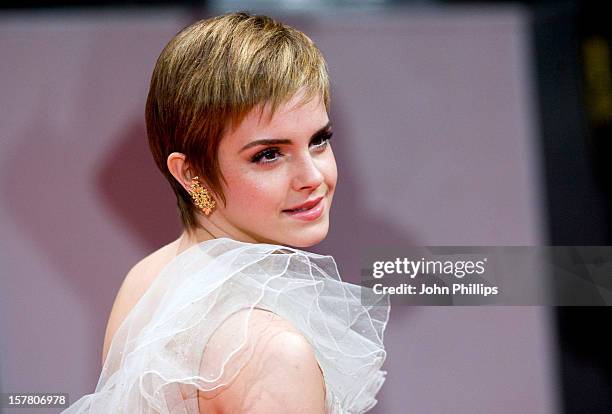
[251,147,283,164]
[310,131,333,151]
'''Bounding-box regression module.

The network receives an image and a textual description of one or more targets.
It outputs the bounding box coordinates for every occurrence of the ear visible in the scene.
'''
[167,152,192,191]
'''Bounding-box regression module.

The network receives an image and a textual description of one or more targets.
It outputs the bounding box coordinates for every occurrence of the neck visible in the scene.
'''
[176,223,216,256]
[176,214,264,255]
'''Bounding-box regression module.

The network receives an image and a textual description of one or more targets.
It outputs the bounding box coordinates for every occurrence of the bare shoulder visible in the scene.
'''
[101,238,181,365]
[199,309,326,414]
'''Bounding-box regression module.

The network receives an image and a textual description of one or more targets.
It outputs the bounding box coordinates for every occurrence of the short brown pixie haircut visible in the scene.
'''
[145,11,330,235]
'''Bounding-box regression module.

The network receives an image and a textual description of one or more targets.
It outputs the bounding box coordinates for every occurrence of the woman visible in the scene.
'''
[64,12,389,413]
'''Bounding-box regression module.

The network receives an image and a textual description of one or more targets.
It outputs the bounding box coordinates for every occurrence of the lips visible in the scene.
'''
[283,196,324,213]
[282,196,326,221]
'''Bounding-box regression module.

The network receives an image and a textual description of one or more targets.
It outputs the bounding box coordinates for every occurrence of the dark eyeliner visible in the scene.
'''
[311,130,333,147]
[250,147,282,163]
[250,130,333,163]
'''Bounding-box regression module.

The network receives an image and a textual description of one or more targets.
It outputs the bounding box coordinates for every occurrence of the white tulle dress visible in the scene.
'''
[63,238,390,413]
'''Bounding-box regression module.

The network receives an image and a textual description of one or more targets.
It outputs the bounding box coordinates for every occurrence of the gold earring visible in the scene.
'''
[187,176,216,215]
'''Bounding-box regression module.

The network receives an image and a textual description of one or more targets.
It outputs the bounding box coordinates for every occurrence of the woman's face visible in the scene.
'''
[212,92,337,248]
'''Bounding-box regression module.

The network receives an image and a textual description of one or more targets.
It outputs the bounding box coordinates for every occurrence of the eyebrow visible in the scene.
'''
[239,121,332,153]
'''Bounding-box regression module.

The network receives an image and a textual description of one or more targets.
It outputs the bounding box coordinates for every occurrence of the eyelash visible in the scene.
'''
[250,132,333,165]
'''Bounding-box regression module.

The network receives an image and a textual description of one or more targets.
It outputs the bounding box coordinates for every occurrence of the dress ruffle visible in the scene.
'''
[63,238,390,413]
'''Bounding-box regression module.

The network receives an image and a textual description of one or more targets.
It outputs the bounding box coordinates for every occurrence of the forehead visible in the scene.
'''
[224,93,329,147]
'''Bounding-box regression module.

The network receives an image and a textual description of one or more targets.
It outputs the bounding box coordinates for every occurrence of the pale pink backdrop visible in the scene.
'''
[0,6,560,413]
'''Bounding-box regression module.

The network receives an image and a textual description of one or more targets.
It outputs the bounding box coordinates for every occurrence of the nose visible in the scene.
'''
[291,153,325,191]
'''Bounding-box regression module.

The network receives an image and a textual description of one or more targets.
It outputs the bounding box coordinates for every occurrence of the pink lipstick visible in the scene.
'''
[282,197,325,221]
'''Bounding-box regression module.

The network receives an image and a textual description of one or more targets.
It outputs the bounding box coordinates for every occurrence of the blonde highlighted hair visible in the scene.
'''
[145,11,330,234]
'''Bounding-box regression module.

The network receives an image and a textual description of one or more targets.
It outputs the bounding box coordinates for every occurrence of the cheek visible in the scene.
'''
[323,150,338,190]
[221,166,285,211]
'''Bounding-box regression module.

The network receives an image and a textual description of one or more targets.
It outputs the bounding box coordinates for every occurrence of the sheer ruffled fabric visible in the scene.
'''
[63,238,390,413]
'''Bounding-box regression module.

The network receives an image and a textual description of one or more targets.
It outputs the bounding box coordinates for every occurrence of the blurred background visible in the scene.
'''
[1,0,610,413]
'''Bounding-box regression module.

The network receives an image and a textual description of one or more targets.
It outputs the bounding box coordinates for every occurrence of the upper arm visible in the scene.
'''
[200,310,326,414]
[241,330,326,413]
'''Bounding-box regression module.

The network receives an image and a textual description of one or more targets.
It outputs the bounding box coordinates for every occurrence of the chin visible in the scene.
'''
[284,222,329,248]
